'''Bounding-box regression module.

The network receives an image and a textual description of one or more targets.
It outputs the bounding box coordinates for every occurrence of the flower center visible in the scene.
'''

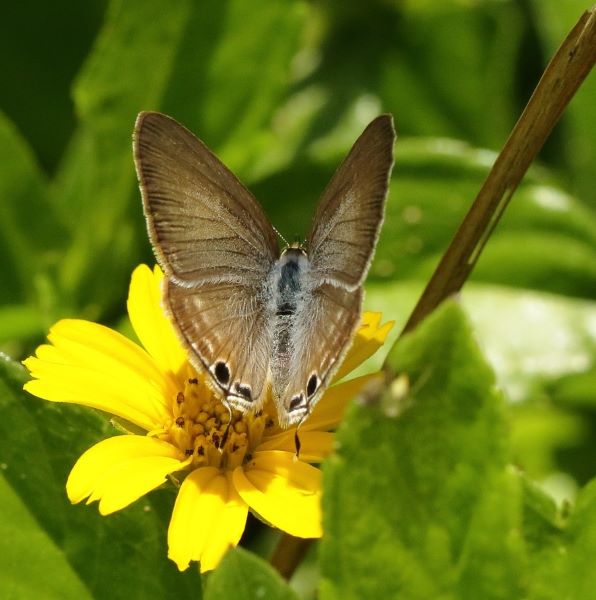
[158,372,276,470]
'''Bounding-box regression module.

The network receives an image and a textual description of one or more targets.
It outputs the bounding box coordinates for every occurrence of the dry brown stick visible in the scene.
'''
[400,6,596,336]
[270,7,596,580]
[269,533,312,580]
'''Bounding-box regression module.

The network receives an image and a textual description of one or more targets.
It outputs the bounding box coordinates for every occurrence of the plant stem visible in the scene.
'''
[269,534,312,580]
[399,7,596,336]
[271,7,595,581]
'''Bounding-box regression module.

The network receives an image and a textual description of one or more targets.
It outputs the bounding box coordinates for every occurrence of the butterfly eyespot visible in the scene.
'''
[234,382,253,401]
[289,393,304,411]
[213,361,230,386]
[306,374,319,398]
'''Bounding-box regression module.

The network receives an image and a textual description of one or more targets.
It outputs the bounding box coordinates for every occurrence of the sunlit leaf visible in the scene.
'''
[0,355,202,598]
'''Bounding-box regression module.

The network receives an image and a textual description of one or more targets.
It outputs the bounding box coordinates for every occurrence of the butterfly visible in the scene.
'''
[133,112,395,428]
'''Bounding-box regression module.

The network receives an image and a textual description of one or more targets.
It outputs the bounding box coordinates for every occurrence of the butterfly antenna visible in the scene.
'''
[272,225,289,248]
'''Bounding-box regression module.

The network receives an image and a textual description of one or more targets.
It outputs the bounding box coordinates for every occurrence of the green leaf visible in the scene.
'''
[365,280,596,483]
[531,0,596,205]
[0,302,46,336]
[54,0,194,314]
[205,548,298,600]
[522,478,596,600]
[550,369,596,410]
[560,480,596,598]
[320,301,525,599]
[0,112,65,305]
[472,232,596,299]
[163,0,306,178]
[0,355,202,599]
[306,1,524,151]
[0,475,91,600]
[369,139,596,299]
[0,0,105,172]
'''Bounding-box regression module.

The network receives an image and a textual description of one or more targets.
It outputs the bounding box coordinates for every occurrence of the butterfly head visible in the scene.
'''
[280,243,307,260]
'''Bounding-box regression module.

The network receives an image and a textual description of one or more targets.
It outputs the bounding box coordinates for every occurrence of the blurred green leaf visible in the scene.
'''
[550,369,596,410]
[365,281,596,400]
[369,139,596,298]
[0,112,64,304]
[471,233,596,299]
[163,0,306,177]
[0,475,91,600]
[0,355,202,599]
[0,1,106,172]
[206,548,298,600]
[531,0,596,205]
[0,305,46,345]
[510,403,587,480]
[306,1,525,150]
[54,0,194,315]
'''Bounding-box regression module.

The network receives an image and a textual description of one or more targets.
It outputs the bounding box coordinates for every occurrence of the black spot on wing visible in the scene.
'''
[214,361,230,386]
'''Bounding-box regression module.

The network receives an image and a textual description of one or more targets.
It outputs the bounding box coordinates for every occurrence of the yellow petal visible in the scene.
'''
[23,319,174,429]
[127,265,188,377]
[304,373,382,431]
[233,451,322,538]
[67,435,188,515]
[168,468,248,572]
[257,431,334,462]
[333,311,394,381]
[200,474,248,572]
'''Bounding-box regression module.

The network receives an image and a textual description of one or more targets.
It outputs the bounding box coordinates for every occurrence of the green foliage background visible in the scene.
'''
[0,1,594,598]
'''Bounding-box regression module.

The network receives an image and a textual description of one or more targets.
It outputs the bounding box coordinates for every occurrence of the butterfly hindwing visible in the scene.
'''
[273,283,362,427]
[166,279,272,411]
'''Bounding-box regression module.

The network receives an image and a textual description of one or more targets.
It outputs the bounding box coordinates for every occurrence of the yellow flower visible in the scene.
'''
[23,265,393,572]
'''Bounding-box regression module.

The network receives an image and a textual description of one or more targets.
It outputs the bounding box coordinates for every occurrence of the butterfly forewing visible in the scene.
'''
[307,115,395,290]
[134,112,278,286]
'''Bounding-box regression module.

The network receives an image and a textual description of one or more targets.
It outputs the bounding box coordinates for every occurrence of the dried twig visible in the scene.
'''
[400,7,596,336]
[271,7,596,580]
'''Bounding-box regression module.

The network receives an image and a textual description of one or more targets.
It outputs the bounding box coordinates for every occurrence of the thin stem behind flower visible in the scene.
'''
[271,7,596,581]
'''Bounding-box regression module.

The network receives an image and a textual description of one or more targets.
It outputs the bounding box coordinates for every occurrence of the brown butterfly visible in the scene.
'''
[134,112,395,427]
